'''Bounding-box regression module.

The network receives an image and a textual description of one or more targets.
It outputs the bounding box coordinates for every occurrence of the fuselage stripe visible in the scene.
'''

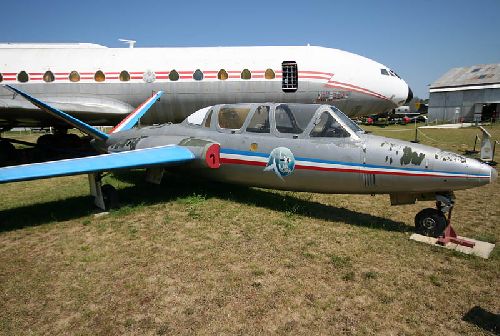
[219,149,489,179]
[3,69,389,102]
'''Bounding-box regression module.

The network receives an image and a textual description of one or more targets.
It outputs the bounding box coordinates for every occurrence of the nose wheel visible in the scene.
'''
[414,193,475,248]
[415,208,447,238]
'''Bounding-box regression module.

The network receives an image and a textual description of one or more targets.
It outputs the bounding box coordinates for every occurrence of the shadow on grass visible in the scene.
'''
[462,306,499,334]
[0,171,410,234]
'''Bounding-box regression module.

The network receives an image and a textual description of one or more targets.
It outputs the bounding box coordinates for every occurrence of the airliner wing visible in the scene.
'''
[0,94,134,127]
[0,145,194,183]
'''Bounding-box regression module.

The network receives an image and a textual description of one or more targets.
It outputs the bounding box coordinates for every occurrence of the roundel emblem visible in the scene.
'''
[264,147,295,179]
[143,70,156,83]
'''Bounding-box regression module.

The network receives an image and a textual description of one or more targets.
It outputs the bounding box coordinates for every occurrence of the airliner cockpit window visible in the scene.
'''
[310,111,350,138]
[246,105,270,133]
[380,69,389,76]
[218,107,251,130]
[275,104,317,134]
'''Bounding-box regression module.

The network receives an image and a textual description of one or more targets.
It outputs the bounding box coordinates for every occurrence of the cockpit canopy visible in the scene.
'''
[186,103,363,139]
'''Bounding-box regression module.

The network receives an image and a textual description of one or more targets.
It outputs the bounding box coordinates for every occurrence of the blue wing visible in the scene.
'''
[3,84,110,141]
[0,145,194,183]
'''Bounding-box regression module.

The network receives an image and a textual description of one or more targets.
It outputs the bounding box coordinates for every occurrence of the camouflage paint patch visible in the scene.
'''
[400,146,425,165]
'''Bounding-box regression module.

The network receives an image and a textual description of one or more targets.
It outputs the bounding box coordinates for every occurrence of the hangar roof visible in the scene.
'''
[430,63,500,91]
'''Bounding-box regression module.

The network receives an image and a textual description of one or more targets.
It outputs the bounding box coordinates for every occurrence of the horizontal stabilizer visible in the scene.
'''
[0,145,194,183]
[3,85,109,141]
[110,91,164,133]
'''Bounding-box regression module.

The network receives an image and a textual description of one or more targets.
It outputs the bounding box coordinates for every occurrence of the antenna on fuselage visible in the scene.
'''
[118,39,136,48]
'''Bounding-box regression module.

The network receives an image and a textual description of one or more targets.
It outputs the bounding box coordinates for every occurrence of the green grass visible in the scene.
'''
[0,124,498,335]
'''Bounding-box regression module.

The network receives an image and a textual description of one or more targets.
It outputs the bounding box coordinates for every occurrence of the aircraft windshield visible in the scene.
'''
[330,106,364,133]
[187,106,212,125]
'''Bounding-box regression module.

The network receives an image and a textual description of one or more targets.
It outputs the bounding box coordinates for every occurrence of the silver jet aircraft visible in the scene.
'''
[0,85,496,239]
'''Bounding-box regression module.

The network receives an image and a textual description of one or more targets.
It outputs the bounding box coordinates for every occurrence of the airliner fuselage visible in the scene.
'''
[0,44,412,127]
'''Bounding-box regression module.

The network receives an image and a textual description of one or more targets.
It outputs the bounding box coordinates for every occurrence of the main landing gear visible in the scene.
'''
[414,193,475,248]
[0,139,17,164]
[88,173,119,211]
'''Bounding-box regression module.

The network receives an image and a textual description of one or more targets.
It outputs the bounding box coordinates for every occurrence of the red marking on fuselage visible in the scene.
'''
[220,157,476,179]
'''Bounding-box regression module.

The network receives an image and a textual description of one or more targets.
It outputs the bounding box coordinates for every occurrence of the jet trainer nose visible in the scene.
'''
[405,87,413,105]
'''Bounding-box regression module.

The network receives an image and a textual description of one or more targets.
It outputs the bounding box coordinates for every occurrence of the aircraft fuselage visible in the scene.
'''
[0,44,412,127]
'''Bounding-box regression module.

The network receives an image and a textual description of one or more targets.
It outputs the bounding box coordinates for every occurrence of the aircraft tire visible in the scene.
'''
[102,184,119,210]
[0,139,16,165]
[414,208,447,238]
[55,133,81,149]
[36,134,56,148]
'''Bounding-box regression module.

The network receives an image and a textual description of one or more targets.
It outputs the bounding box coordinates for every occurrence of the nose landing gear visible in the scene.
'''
[414,193,475,248]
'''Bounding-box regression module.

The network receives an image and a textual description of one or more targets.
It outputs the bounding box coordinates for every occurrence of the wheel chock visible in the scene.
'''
[437,224,475,248]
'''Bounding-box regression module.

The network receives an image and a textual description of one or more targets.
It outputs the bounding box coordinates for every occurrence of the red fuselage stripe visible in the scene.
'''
[220,158,476,179]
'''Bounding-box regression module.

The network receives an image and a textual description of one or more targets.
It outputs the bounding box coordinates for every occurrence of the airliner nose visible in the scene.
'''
[491,167,498,183]
[405,87,413,104]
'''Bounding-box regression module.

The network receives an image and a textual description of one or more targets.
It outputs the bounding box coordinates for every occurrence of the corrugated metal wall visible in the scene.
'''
[428,88,500,122]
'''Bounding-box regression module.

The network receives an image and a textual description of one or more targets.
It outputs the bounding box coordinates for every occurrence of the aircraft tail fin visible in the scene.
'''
[110,91,164,134]
[3,85,109,141]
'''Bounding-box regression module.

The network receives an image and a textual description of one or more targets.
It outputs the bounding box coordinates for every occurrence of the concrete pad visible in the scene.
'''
[410,234,495,259]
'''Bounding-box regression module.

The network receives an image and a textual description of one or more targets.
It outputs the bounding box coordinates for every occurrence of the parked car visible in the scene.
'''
[410,115,428,123]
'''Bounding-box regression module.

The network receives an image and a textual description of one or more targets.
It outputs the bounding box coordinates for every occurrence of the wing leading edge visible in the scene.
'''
[0,145,194,183]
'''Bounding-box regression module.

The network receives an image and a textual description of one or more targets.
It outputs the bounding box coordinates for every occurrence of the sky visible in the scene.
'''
[1,0,499,99]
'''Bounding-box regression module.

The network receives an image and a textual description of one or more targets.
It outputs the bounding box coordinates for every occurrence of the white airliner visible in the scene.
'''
[0,43,412,129]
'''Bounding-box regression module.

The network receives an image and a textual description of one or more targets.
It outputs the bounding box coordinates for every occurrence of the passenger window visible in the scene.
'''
[169,70,179,81]
[241,69,251,80]
[218,107,251,130]
[17,71,29,83]
[218,69,228,80]
[246,106,270,133]
[69,71,80,82]
[94,70,105,82]
[310,112,350,138]
[119,70,130,81]
[204,109,213,128]
[265,68,275,79]
[193,69,203,81]
[43,71,55,82]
